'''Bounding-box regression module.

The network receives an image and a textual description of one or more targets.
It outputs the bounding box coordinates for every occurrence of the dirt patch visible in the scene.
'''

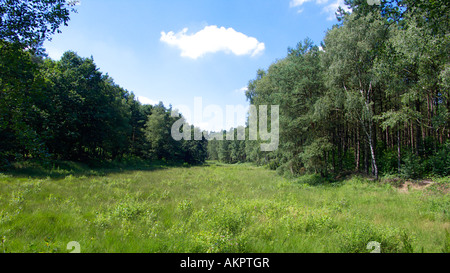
[398,180,434,193]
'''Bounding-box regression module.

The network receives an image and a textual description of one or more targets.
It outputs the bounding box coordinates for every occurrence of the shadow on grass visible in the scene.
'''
[293,173,353,188]
[0,159,205,180]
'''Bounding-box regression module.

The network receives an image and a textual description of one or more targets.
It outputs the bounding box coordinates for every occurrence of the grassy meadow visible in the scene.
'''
[0,161,449,253]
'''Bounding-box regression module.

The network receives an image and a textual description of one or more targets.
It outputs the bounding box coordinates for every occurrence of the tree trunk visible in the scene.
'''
[397,129,401,174]
[355,128,360,172]
[368,122,379,180]
[364,141,369,175]
[362,85,379,180]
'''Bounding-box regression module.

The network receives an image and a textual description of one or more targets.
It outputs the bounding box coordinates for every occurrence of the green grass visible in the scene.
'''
[0,161,448,253]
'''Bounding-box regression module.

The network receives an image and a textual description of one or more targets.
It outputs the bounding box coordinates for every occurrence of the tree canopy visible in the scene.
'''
[0,0,78,49]
[0,0,208,167]
[208,1,449,179]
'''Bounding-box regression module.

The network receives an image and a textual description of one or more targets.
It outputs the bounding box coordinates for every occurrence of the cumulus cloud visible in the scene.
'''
[289,0,351,20]
[290,0,329,7]
[160,25,265,59]
[290,0,312,7]
[137,96,158,106]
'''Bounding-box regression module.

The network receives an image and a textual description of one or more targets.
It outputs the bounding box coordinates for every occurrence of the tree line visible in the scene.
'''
[0,0,207,167]
[208,0,449,179]
[1,0,448,177]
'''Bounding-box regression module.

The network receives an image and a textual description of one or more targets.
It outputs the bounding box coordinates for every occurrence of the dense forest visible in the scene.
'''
[0,0,207,167]
[208,0,450,179]
[1,0,449,180]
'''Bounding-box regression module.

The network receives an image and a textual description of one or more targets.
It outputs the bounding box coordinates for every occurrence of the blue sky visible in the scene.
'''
[44,0,349,131]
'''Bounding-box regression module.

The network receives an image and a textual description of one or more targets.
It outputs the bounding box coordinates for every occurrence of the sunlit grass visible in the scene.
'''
[0,162,448,253]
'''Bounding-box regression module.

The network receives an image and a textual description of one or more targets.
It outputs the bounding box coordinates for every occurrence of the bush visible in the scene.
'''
[191,230,248,253]
[268,160,280,171]
[340,221,415,253]
[378,148,398,175]
[296,174,329,186]
[400,152,425,179]
[430,142,450,177]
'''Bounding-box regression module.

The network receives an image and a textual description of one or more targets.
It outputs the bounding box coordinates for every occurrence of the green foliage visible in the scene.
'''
[430,141,450,177]
[378,147,398,175]
[400,152,425,179]
[0,1,207,167]
[0,41,49,163]
[177,199,193,218]
[0,0,77,49]
[144,105,173,160]
[339,221,414,253]
[443,230,450,253]
[112,197,147,221]
[0,49,208,166]
[300,138,333,176]
[41,52,133,161]
[226,1,450,180]
[296,174,330,186]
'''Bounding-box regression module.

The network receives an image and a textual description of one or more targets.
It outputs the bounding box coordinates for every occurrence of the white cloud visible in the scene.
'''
[322,0,351,20]
[289,0,351,20]
[137,96,158,105]
[160,25,265,59]
[45,47,65,60]
[234,86,248,94]
[290,0,312,7]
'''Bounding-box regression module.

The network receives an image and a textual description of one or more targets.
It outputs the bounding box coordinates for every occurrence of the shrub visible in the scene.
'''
[210,205,248,235]
[340,221,415,253]
[268,160,280,171]
[296,174,329,186]
[430,141,450,177]
[378,148,398,175]
[304,212,335,232]
[400,152,425,179]
[112,197,147,221]
[191,230,247,253]
[93,212,112,229]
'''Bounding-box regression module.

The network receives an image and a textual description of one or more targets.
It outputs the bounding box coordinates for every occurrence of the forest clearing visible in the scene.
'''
[1,162,448,253]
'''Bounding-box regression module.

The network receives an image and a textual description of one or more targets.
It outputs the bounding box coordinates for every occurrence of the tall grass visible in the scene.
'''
[0,162,448,253]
